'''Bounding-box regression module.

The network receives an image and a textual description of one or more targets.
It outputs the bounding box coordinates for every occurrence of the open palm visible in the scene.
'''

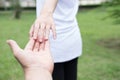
[7,39,54,73]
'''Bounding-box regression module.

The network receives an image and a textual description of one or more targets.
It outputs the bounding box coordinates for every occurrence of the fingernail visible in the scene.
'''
[33,36,37,39]
[45,36,48,40]
[39,39,42,42]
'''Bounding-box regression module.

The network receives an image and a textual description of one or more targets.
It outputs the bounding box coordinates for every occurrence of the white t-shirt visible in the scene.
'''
[36,0,82,63]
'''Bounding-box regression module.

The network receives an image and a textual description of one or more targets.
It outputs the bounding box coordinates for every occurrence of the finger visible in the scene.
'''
[51,25,56,39]
[33,23,40,39]
[39,41,45,51]
[44,40,50,51]
[29,24,34,38]
[33,41,40,52]
[7,40,21,55]
[24,39,35,50]
[38,23,45,42]
[45,25,50,40]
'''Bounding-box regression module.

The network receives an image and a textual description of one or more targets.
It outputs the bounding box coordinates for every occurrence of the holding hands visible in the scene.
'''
[7,1,58,79]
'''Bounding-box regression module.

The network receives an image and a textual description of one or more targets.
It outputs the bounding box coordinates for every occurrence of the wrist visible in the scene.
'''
[40,11,53,17]
[24,67,52,80]
[24,67,51,74]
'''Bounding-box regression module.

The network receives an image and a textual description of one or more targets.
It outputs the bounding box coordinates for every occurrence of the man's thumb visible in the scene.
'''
[7,40,21,55]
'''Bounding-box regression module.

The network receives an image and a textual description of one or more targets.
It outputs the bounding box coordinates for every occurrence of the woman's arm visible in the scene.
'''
[30,0,58,42]
[40,0,58,16]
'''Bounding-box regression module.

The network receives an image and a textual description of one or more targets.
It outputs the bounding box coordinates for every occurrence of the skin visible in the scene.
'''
[29,0,58,42]
[7,39,54,80]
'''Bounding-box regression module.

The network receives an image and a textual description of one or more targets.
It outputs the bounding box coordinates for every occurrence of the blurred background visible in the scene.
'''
[0,0,120,80]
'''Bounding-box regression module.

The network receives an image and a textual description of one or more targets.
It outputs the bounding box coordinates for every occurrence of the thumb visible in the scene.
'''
[7,40,21,55]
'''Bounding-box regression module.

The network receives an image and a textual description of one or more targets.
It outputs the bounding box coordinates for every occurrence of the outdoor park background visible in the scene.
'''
[0,1,120,80]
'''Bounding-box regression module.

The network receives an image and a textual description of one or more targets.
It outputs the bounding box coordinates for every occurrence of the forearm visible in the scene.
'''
[40,0,58,16]
[24,68,52,80]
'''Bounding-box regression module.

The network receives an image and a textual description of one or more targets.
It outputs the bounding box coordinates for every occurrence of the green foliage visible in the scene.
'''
[10,0,21,9]
[104,0,120,22]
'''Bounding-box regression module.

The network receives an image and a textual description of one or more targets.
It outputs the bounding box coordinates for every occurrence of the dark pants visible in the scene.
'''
[52,58,78,80]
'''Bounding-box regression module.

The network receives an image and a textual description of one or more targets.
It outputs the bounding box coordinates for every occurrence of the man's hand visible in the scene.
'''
[7,39,54,73]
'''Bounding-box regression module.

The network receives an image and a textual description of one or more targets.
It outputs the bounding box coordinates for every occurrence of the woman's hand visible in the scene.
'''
[29,13,56,42]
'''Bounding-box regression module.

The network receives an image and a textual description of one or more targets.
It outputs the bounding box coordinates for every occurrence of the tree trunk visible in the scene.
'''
[11,0,21,19]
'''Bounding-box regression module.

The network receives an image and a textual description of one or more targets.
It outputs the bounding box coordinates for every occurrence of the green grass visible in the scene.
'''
[0,8,120,80]
[77,9,120,80]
